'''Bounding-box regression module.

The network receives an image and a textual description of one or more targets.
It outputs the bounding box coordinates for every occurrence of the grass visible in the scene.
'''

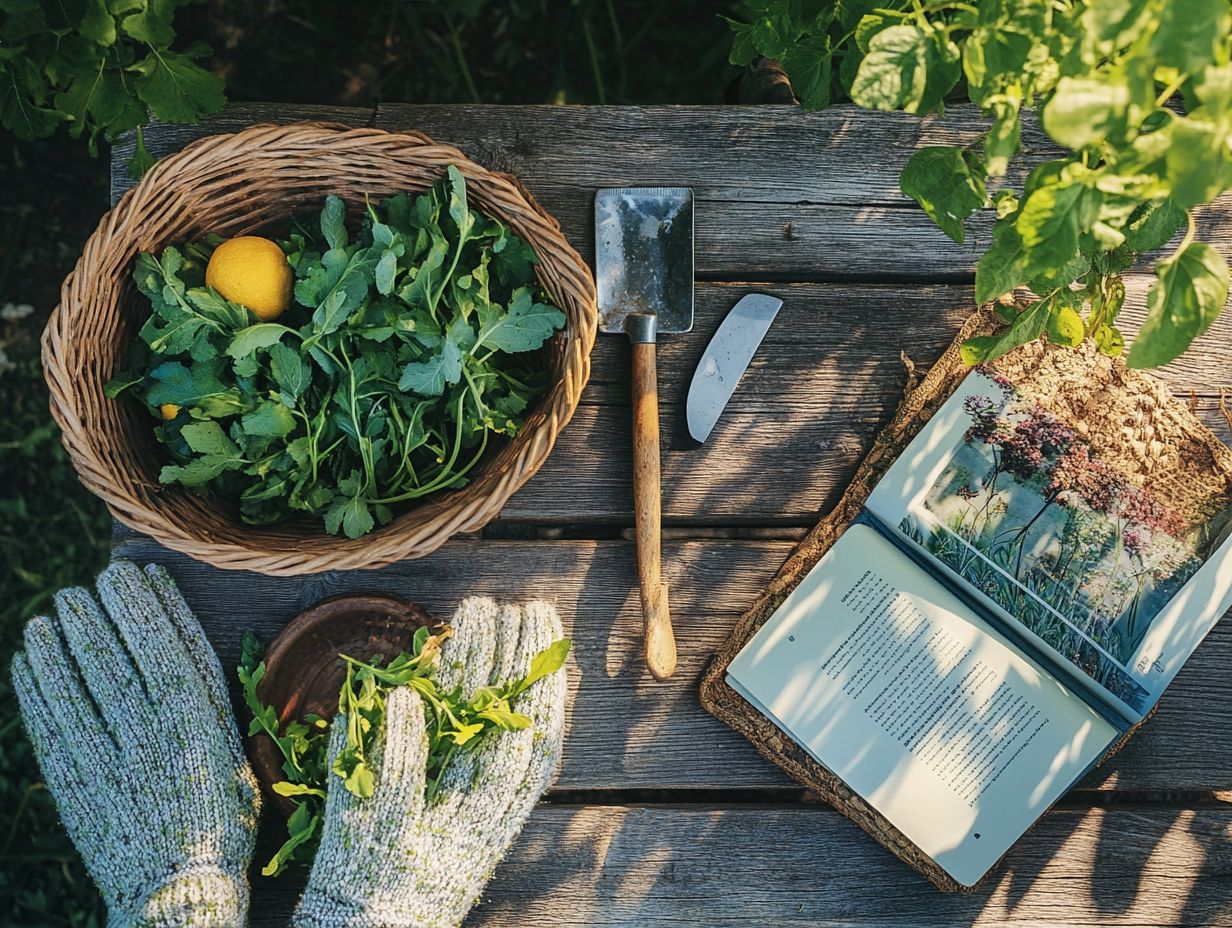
[0,1,739,921]
[0,306,111,925]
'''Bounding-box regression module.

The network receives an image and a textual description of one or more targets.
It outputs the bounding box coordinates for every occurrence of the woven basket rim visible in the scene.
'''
[42,121,597,575]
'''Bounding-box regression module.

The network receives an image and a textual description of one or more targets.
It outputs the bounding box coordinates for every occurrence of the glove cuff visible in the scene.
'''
[109,863,249,928]
[292,895,461,928]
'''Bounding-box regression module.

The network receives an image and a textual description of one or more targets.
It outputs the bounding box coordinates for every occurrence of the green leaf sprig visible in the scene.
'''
[727,0,1232,368]
[0,0,226,170]
[236,630,331,876]
[107,167,566,538]
[237,625,571,877]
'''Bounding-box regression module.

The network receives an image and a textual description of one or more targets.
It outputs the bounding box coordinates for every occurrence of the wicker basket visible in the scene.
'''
[42,122,596,575]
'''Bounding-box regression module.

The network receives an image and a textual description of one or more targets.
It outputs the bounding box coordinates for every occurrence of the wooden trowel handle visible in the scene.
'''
[631,338,677,681]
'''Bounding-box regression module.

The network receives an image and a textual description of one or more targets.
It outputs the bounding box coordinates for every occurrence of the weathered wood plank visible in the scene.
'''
[111,112,1232,524]
[92,266,1232,526]
[112,103,1044,209]
[586,276,1232,388]
[87,271,1232,529]
[375,104,1232,282]
[500,278,1232,525]
[113,104,1232,280]
[109,104,375,205]
[245,804,1232,927]
[113,534,1232,794]
[376,104,1053,207]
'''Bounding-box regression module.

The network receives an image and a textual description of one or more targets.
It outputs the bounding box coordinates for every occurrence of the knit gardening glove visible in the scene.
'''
[294,597,568,928]
[11,560,261,927]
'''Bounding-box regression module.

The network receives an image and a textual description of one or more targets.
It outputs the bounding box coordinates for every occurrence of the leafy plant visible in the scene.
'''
[0,0,225,170]
[238,625,571,876]
[726,0,1232,368]
[0,304,109,926]
[107,168,566,538]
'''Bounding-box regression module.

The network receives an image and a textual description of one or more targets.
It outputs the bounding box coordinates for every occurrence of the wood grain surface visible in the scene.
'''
[244,805,1232,927]
[113,104,1232,280]
[116,532,1232,795]
[109,104,1232,925]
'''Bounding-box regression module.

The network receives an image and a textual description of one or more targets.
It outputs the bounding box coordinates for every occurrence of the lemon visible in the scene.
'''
[159,403,181,420]
[205,236,293,321]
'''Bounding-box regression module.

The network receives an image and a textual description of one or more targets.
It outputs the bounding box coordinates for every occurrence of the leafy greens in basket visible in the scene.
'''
[107,167,566,537]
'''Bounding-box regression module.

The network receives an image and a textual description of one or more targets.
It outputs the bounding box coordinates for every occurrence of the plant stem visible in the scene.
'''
[605,0,628,100]
[342,351,376,492]
[582,11,607,104]
[370,394,467,503]
[443,11,481,104]
[1156,73,1188,108]
[462,365,487,421]
[0,784,42,858]
[1177,210,1198,254]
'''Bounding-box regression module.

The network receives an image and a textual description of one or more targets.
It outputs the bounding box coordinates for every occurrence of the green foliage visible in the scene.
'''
[850,23,961,114]
[0,306,110,925]
[726,0,1232,367]
[0,0,224,160]
[1,4,731,920]
[238,626,570,876]
[107,169,566,538]
[1131,236,1230,367]
[726,1,906,111]
[900,147,986,243]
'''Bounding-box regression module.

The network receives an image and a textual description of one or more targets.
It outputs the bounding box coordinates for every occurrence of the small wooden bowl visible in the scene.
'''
[249,593,436,816]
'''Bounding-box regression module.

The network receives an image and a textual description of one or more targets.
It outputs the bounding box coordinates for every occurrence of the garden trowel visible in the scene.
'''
[595,186,694,681]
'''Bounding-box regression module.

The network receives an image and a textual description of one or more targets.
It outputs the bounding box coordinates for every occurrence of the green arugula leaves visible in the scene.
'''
[107,169,565,537]
[237,626,571,876]
[727,0,1232,368]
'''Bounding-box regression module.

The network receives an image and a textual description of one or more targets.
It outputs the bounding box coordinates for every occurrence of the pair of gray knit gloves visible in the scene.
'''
[12,560,567,928]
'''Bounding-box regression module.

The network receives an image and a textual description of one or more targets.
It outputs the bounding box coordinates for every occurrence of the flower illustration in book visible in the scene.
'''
[899,371,1232,710]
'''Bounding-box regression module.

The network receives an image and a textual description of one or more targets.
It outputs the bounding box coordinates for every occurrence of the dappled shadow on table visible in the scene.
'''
[455,802,1231,927]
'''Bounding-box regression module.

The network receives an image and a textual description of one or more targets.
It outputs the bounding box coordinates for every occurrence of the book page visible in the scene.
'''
[728,523,1116,888]
[866,355,1232,717]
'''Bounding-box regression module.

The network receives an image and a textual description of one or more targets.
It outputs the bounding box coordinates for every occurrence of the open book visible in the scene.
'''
[725,341,1232,888]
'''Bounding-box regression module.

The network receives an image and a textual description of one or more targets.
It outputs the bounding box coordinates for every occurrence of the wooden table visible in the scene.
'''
[111,104,1232,927]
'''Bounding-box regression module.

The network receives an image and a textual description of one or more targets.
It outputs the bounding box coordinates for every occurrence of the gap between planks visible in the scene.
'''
[113,532,1232,796]
[539,787,1232,810]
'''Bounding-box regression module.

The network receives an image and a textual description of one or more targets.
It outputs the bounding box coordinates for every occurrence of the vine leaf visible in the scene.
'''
[129,44,224,124]
[1128,241,1229,369]
[900,147,987,244]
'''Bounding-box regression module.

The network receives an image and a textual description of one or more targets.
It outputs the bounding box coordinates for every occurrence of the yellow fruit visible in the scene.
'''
[205,235,293,321]
[159,403,181,420]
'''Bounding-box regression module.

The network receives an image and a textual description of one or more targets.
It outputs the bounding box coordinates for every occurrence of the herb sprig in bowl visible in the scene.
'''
[238,626,571,876]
